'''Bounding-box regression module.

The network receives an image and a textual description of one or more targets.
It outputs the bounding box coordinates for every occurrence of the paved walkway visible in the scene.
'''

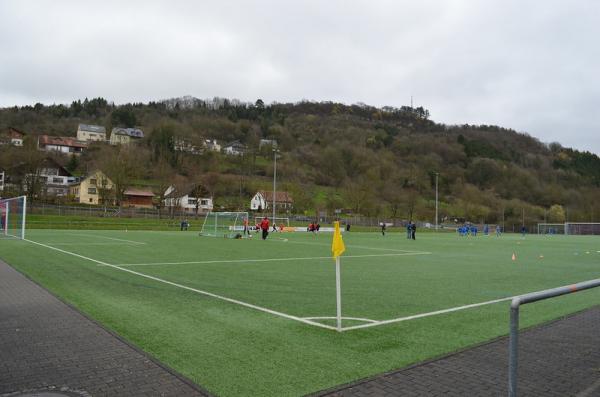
[0,260,209,397]
[318,307,600,396]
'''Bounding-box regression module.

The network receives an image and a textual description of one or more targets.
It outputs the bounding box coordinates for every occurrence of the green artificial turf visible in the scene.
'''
[1,230,600,396]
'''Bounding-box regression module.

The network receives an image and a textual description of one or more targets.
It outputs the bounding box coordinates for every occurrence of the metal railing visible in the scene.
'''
[508,278,600,396]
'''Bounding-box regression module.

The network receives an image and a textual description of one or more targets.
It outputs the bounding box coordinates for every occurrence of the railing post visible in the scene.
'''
[508,299,520,397]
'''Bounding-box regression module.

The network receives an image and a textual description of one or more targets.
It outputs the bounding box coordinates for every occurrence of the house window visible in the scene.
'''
[89,198,93,203]
[89,178,97,185]
[200,199,209,206]
[52,177,63,183]
[187,198,196,205]
[88,187,97,194]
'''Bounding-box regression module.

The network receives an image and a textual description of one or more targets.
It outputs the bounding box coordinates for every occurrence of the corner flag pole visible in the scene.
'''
[331,221,346,332]
[335,256,342,332]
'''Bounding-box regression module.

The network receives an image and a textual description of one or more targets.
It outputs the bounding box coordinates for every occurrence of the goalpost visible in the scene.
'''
[537,222,600,235]
[200,211,249,238]
[0,195,27,240]
[537,223,565,235]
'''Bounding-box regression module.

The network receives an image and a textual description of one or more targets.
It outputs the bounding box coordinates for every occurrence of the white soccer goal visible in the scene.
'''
[565,223,600,235]
[254,216,290,227]
[537,223,565,235]
[538,222,600,235]
[0,195,27,240]
[200,211,249,238]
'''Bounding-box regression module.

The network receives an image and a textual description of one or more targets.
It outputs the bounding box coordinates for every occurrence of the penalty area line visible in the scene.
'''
[23,238,337,332]
[115,252,431,267]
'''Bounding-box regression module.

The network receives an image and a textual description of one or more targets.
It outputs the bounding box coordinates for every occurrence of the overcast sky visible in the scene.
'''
[1,1,599,153]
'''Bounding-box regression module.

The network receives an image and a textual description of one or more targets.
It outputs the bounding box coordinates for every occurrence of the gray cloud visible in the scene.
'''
[1,0,599,153]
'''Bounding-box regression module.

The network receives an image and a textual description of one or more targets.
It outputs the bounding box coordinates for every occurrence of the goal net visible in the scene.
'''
[537,223,565,235]
[538,222,600,235]
[565,223,600,235]
[254,216,290,227]
[0,195,26,240]
[200,211,249,238]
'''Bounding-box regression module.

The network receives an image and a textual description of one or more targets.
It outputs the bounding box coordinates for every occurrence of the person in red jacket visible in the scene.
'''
[260,217,270,240]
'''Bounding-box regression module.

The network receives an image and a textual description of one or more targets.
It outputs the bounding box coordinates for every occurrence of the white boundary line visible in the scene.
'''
[42,242,145,247]
[23,238,337,331]
[303,316,379,324]
[269,238,430,254]
[21,238,520,333]
[65,233,146,245]
[340,296,515,332]
[115,252,431,267]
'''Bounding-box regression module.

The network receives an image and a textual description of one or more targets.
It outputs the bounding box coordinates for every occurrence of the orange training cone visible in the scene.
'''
[512,253,516,261]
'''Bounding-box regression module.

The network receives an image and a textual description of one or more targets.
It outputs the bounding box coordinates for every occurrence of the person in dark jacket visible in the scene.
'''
[411,222,416,240]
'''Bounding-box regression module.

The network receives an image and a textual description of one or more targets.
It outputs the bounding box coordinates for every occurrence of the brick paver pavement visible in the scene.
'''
[317,307,600,396]
[0,260,209,397]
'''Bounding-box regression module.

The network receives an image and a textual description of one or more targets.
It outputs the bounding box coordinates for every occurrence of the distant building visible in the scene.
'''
[0,170,4,192]
[38,158,78,197]
[259,139,277,149]
[222,140,246,156]
[174,138,202,155]
[204,139,221,152]
[69,170,114,205]
[77,124,106,142]
[0,127,26,146]
[163,185,213,214]
[122,188,155,208]
[250,190,293,211]
[38,135,88,155]
[110,127,144,145]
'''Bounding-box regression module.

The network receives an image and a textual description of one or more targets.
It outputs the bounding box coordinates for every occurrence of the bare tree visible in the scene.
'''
[153,156,175,219]
[101,146,142,208]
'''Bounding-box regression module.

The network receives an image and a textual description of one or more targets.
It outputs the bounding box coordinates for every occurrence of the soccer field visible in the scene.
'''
[2,229,600,396]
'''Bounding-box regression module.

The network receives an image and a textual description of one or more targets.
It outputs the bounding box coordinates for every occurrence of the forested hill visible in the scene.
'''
[2,96,600,227]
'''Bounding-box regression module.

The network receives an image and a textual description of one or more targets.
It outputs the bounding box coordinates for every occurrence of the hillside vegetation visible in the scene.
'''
[2,96,600,228]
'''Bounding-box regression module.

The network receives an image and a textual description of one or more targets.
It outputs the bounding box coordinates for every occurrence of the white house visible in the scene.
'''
[222,140,246,156]
[0,171,4,192]
[250,190,293,211]
[204,139,221,152]
[259,139,277,149]
[77,124,106,142]
[163,185,213,214]
[37,158,78,197]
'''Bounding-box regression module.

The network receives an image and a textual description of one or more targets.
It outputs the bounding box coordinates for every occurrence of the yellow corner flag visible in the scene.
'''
[331,221,346,259]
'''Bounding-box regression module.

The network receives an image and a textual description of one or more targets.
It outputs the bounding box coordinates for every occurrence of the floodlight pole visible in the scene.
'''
[435,172,439,231]
[335,256,342,332]
[272,148,279,223]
